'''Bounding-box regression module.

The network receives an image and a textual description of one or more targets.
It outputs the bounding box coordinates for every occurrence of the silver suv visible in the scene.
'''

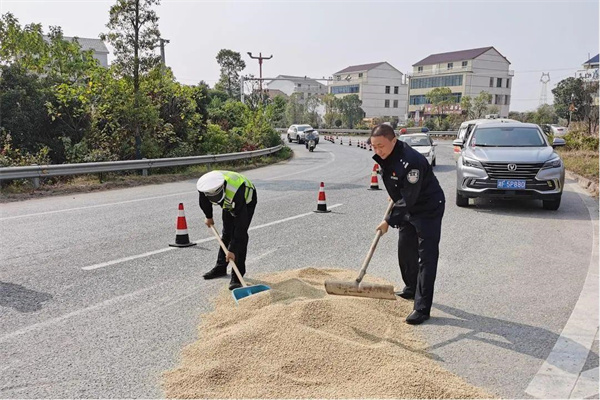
[454,122,566,210]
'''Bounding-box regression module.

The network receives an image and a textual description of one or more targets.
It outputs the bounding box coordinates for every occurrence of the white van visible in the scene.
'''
[454,117,521,162]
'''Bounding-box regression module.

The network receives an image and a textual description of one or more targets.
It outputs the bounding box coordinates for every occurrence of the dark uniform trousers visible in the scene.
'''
[397,203,445,315]
[215,200,257,278]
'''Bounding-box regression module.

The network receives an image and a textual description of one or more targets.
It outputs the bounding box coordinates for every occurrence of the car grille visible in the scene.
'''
[480,162,544,180]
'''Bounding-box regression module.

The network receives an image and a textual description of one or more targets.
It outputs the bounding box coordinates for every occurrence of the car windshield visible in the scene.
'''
[399,136,431,146]
[470,127,546,147]
[297,126,312,132]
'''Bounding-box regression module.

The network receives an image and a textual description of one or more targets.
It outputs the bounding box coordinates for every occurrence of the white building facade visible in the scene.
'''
[328,62,408,123]
[409,47,513,119]
[43,36,109,67]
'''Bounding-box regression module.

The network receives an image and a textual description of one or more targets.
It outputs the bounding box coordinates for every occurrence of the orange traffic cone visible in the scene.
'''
[349,138,352,146]
[314,182,331,213]
[169,203,197,247]
[369,143,373,151]
[340,137,343,145]
[368,164,381,190]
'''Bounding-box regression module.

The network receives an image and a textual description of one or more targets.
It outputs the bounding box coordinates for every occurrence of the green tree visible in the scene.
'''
[460,95,473,118]
[304,94,321,127]
[339,94,363,128]
[552,77,598,132]
[267,95,287,128]
[426,87,453,125]
[215,49,246,99]
[0,13,48,73]
[472,91,492,119]
[101,0,162,159]
[285,93,304,125]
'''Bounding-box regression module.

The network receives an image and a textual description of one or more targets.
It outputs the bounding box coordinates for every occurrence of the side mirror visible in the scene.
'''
[552,138,566,147]
[452,139,464,148]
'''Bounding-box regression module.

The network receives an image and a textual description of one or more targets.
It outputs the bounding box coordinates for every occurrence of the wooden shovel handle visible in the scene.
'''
[209,225,247,287]
[356,200,395,283]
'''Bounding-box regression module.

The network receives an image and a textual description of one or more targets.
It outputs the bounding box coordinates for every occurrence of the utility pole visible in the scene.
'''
[160,38,170,65]
[247,52,273,94]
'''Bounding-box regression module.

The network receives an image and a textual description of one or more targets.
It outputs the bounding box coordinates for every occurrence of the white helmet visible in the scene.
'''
[197,171,226,203]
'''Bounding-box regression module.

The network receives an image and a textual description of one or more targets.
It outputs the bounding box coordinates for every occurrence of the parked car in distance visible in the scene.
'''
[454,117,521,162]
[541,124,568,137]
[453,122,566,210]
[287,124,319,144]
[397,133,437,166]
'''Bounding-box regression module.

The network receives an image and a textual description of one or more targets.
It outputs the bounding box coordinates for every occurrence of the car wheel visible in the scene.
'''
[287,134,292,143]
[542,197,561,210]
[456,191,469,207]
[297,135,303,144]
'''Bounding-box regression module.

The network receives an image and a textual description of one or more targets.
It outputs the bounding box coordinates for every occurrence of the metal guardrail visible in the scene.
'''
[0,145,283,181]
[277,128,457,137]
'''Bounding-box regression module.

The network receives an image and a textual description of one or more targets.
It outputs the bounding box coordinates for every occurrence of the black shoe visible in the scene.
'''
[203,267,227,280]
[405,310,430,325]
[228,278,243,291]
[395,287,415,300]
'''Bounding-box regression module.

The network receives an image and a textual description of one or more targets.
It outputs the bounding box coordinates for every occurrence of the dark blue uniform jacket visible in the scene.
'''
[373,140,445,227]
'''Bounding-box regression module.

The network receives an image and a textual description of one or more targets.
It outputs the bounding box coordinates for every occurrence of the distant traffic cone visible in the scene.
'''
[368,164,381,190]
[369,143,372,151]
[169,203,197,247]
[349,138,352,146]
[340,137,343,145]
[314,182,332,213]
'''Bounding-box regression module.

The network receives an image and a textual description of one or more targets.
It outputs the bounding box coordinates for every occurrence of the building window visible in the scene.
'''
[489,77,494,87]
[495,94,503,105]
[394,86,399,94]
[297,83,301,87]
[462,61,468,67]
[409,75,463,89]
[385,86,390,94]
[506,78,510,88]
[330,84,360,94]
[505,95,510,105]
[358,73,363,78]
[496,78,502,88]
[384,99,390,108]
[393,100,399,108]
[417,66,423,72]
[336,75,341,81]
[447,62,453,70]
[488,96,492,104]
[409,93,462,105]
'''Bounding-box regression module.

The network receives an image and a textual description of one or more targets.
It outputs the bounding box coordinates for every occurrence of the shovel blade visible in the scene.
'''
[232,284,271,303]
[324,279,397,300]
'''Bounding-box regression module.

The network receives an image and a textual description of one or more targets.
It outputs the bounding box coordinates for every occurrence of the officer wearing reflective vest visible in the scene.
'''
[196,170,257,290]
[370,124,445,325]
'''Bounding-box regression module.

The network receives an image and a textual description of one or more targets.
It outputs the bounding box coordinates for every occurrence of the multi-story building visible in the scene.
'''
[43,36,109,67]
[408,46,513,119]
[265,75,327,100]
[578,54,599,106]
[328,62,408,123]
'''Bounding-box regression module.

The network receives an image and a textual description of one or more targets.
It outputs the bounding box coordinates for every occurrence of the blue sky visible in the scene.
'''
[1,0,598,111]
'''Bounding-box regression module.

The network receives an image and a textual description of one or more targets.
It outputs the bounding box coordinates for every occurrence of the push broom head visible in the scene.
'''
[324,279,397,300]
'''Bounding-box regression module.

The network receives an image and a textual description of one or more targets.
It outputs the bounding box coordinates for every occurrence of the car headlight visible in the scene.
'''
[542,157,562,169]
[462,156,483,169]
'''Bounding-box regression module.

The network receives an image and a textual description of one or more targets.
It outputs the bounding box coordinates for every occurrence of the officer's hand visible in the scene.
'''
[226,251,236,263]
[376,220,389,235]
[204,218,214,227]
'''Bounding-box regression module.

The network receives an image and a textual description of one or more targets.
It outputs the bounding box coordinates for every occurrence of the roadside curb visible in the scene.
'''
[566,170,599,197]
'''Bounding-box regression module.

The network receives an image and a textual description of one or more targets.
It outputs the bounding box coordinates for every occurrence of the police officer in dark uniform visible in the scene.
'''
[197,170,257,290]
[370,124,445,325]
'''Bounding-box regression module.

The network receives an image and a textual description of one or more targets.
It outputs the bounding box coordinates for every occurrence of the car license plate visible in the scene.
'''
[497,180,526,189]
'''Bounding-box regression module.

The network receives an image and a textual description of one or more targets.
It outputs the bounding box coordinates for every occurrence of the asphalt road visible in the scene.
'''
[0,137,597,398]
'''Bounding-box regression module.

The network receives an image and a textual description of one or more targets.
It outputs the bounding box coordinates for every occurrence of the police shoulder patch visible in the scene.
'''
[407,169,420,184]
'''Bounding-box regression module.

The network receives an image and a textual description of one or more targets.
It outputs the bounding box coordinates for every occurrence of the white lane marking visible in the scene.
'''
[0,192,191,221]
[81,203,342,270]
[0,284,162,343]
[525,182,599,398]
[263,151,335,180]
